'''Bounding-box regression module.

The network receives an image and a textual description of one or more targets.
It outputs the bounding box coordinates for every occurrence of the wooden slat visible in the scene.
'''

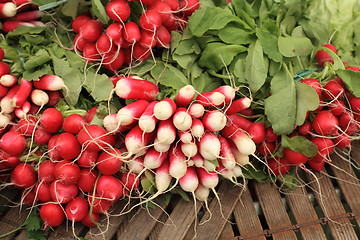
[254,182,297,240]
[285,185,327,240]
[0,207,29,240]
[14,230,28,240]
[118,200,168,240]
[48,222,86,240]
[147,208,169,240]
[307,170,358,240]
[156,197,201,240]
[330,154,360,227]
[191,180,242,240]
[218,222,236,240]
[233,184,265,240]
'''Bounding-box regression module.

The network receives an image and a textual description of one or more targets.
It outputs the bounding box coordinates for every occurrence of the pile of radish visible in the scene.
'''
[0,0,45,33]
[72,0,199,71]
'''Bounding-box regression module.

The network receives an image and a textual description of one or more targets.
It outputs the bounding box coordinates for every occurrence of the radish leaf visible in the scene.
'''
[281,135,318,157]
[245,40,267,93]
[278,36,314,57]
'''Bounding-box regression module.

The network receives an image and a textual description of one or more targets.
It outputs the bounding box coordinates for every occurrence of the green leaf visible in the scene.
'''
[24,210,42,231]
[319,46,345,71]
[91,0,109,24]
[142,171,156,194]
[278,36,314,57]
[192,72,215,93]
[24,49,51,70]
[242,163,270,183]
[245,40,267,93]
[264,69,296,135]
[174,39,201,56]
[150,62,190,90]
[256,29,283,62]
[23,64,53,81]
[27,230,47,240]
[230,55,246,84]
[218,23,254,45]
[83,70,113,102]
[172,187,190,202]
[208,159,219,167]
[336,69,360,97]
[172,53,198,70]
[281,135,318,157]
[295,82,319,126]
[278,173,298,190]
[198,42,246,71]
[62,0,80,19]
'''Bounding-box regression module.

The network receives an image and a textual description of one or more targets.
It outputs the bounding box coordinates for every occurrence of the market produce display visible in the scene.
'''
[0,0,359,238]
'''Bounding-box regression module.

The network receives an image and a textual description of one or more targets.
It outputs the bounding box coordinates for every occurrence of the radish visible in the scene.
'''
[173,107,192,131]
[227,114,252,132]
[63,113,86,134]
[77,124,116,152]
[194,184,210,202]
[312,110,339,136]
[153,160,172,196]
[153,137,171,152]
[50,181,78,204]
[96,33,115,55]
[17,116,37,136]
[333,133,351,149]
[123,21,141,44]
[0,131,26,156]
[127,156,145,174]
[154,98,177,120]
[191,153,204,167]
[21,189,35,206]
[178,130,193,143]
[307,158,325,172]
[0,74,17,87]
[181,142,197,157]
[124,125,155,156]
[77,168,98,193]
[54,160,81,185]
[81,211,100,227]
[38,160,56,183]
[132,43,151,61]
[155,118,176,144]
[83,43,101,62]
[106,22,123,45]
[283,148,308,165]
[348,95,360,113]
[300,78,322,96]
[96,175,123,202]
[40,203,65,228]
[218,136,236,170]
[1,20,34,33]
[311,137,334,159]
[144,148,168,169]
[0,2,17,19]
[139,29,157,48]
[120,172,140,192]
[175,85,196,107]
[179,166,199,192]
[329,99,346,116]
[315,44,337,67]
[0,47,4,61]
[102,49,125,71]
[72,14,91,33]
[211,85,236,103]
[11,163,36,188]
[202,110,227,131]
[12,78,32,108]
[84,106,98,122]
[65,197,89,222]
[115,76,159,101]
[30,89,49,107]
[34,128,52,146]
[298,122,312,136]
[195,91,225,107]
[169,147,187,179]
[106,0,131,22]
[14,10,43,21]
[229,141,252,166]
[33,75,67,91]
[149,1,172,23]
[179,0,200,16]
[190,118,204,138]
[4,155,20,169]
[188,103,205,118]
[196,167,219,189]
[139,100,159,132]
[247,122,266,144]
[323,79,345,100]
[116,99,150,126]
[1,85,19,113]
[139,9,162,31]
[34,181,51,203]
[0,113,10,128]
[257,141,276,156]
[267,157,291,176]
[54,132,81,160]
[88,194,112,214]
[225,97,252,114]
[96,148,123,175]
[155,25,171,48]
[265,127,278,142]
[79,19,103,42]
[47,90,63,107]
[221,123,256,155]
[198,131,221,160]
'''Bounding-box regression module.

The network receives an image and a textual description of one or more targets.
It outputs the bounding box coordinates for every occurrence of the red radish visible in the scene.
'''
[162,0,180,11]
[81,211,100,227]
[96,148,122,175]
[96,175,123,202]
[329,99,346,116]
[247,122,266,144]
[139,29,157,48]
[181,142,197,157]
[227,114,252,131]
[137,0,157,5]
[298,122,312,136]
[323,79,345,100]
[123,21,141,43]
[149,1,172,22]
[228,140,251,166]
[179,166,199,192]
[83,43,101,62]
[154,98,176,120]
[307,158,325,172]
[48,135,62,161]
[311,137,334,159]
[54,132,81,160]
[0,2,17,18]
[21,189,36,206]
[225,97,252,114]
[40,203,65,228]
[339,111,359,134]
[79,20,103,42]
[65,197,89,222]
[198,131,221,160]
[96,33,114,55]
[74,34,87,51]
[0,62,10,78]
[155,25,171,48]
[77,168,98,193]
[283,148,308,165]
[191,153,204,167]
[175,85,196,107]
[88,194,112,214]
[139,10,162,31]
[11,163,36,188]
[34,128,52,146]
[34,181,51,203]
[218,136,236,170]
[196,168,219,189]
[202,110,227,131]
[77,149,98,168]
[169,147,187,179]
[179,0,200,16]
[4,156,20,168]
[267,157,291,176]
[72,14,91,33]
[106,22,123,45]
[139,101,159,132]
[77,124,115,152]
[300,78,322,96]
[156,119,177,144]
[265,127,278,142]
[190,118,204,139]
[173,107,192,131]
[47,90,63,107]
[33,75,66,91]
[178,130,192,143]
[0,131,26,156]
[0,47,4,61]
[63,113,86,134]
[116,99,150,126]
[1,20,34,33]
[14,10,43,21]
[29,21,45,27]
[127,156,145,174]
[0,74,17,87]
[124,125,155,156]
[38,160,56,183]
[144,148,168,169]
[196,91,225,107]
[12,78,32,108]
[188,103,205,118]
[50,181,78,204]
[30,89,49,107]
[15,101,31,119]
[120,172,140,191]
[54,160,81,185]
[221,123,256,155]
[257,141,276,156]
[102,49,125,71]
[312,110,339,136]
[132,43,151,61]
[348,95,360,113]
[315,44,337,67]
[106,0,131,22]
[115,76,159,101]
[17,116,37,136]
[333,133,351,148]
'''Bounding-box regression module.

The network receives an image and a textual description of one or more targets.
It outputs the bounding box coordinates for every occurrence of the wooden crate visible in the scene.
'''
[1,142,360,240]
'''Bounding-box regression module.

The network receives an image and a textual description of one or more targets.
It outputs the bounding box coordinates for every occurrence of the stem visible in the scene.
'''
[207,70,231,79]
[39,0,69,11]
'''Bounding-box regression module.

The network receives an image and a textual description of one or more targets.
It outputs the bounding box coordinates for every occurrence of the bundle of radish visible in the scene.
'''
[72,0,199,72]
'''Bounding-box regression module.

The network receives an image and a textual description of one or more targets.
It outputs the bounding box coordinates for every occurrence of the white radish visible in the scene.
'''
[173,107,192,131]
[139,101,158,133]
[202,110,227,132]
[198,131,221,160]
[188,103,205,118]
[181,142,197,158]
[30,89,49,106]
[153,98,176,120]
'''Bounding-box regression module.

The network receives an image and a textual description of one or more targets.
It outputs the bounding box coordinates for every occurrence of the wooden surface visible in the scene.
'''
[0,150,359,240]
